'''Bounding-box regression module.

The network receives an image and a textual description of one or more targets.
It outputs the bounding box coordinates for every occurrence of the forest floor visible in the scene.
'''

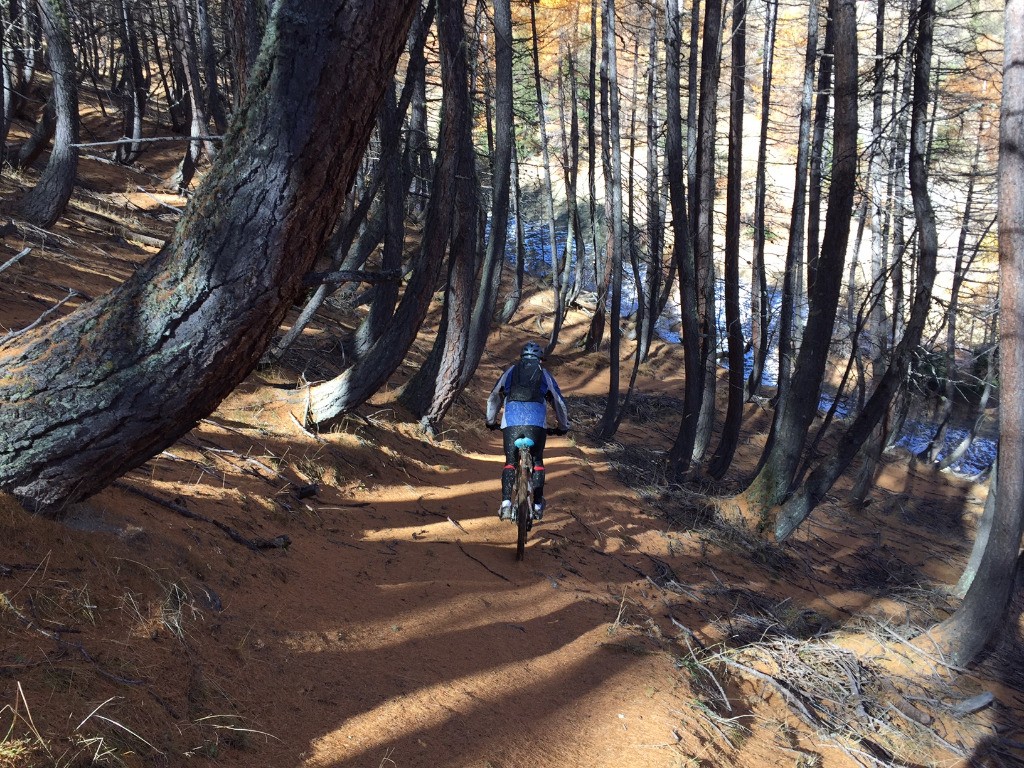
[2,119,1024,768]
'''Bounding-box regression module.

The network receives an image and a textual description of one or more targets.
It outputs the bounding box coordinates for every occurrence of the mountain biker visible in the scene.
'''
[485,341,571,521]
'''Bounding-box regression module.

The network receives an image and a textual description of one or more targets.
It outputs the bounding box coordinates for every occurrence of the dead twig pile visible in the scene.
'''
[713,635,976,767]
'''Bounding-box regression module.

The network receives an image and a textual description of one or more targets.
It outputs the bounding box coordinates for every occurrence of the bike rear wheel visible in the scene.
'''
[514,448,533,561]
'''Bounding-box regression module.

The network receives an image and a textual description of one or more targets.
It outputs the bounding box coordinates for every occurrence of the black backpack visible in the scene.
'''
[507,359,545,403]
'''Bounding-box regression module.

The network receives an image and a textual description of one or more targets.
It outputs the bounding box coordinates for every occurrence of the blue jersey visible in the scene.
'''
[486,363,571,430]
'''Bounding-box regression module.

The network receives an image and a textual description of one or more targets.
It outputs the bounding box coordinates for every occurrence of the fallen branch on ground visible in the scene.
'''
[454,542,510,582]
[1,289,80,343]
[302,268,402,287]
[0,247,31,275]
[114,481,290,552]
[71,135,223,148]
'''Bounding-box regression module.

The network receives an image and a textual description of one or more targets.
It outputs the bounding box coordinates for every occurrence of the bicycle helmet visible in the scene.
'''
[521,341,543,360]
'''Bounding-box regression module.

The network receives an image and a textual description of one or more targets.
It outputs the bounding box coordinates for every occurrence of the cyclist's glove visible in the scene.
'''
[486,422,500,431]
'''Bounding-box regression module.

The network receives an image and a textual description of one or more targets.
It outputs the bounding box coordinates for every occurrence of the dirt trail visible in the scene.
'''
[151,339,725,768]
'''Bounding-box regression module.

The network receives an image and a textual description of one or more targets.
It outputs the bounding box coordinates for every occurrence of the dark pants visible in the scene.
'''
[501,425,547,502]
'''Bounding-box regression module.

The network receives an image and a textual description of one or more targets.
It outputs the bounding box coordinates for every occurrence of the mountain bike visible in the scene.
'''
[511,436,536,561]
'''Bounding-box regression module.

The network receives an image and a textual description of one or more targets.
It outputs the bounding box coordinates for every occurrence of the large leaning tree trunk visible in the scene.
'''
[19,0,78,229]
[0,0,417,516]
[926,0,1024,667]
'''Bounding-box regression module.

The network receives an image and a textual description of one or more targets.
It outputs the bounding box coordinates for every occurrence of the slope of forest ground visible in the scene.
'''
[2,133,1024,768]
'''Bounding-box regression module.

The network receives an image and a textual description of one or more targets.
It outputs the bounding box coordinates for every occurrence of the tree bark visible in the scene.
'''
[526,2,562,357]
[353,85,405,358]
[638,14,663,365]
[689,0,724,466]
[746,0,777,399]
[596,0,624,440]
[773,0,818,412]
[0,0,417,515]
[954,455,997,599]
[708,0,747,480]
[922,132,983,464]
[19,0,79,229]
[665,0,701,480]
[497,140,527,325]
[456,0,514,389]
[3,0,37,122]
[225,0,266,102]
[582,0,606,353]
[195,0,228,133]
[168,0,214,190]
[269,0,435,362]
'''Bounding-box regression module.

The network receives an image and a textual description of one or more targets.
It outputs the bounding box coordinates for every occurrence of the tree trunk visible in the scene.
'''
[225,0,266,102]
[638,14,663,365]
[928,0,1024,664]
[456,0,514,388]
[113,0,148,164]
[936,313,996,471]
[152,0,188,133]
[923,132,983,464]
[168,0,214,191]
[498,141,527,325]
[3,0,37,121]
[746,0,777,399]
[415,0,480,435]
[353,85,405,358]
[13,93,54,170]
[0,0,416,515]
[806,12,834,288]
[954,455,997,599]
[730,0,857,528]
[525,2,562,357]
[596,0,623,440]
[19,0,78,229]
[0,10,8,157]
[708,0,747,479]
[582,0,605,352]
[774,0,818,413]
[269,0,435,363]
[195,0,228,133]
[689,0,724,466]
[665,0,701,480]
[556,38,584,316]
[775,0,937,541]
[307,7,463,425]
